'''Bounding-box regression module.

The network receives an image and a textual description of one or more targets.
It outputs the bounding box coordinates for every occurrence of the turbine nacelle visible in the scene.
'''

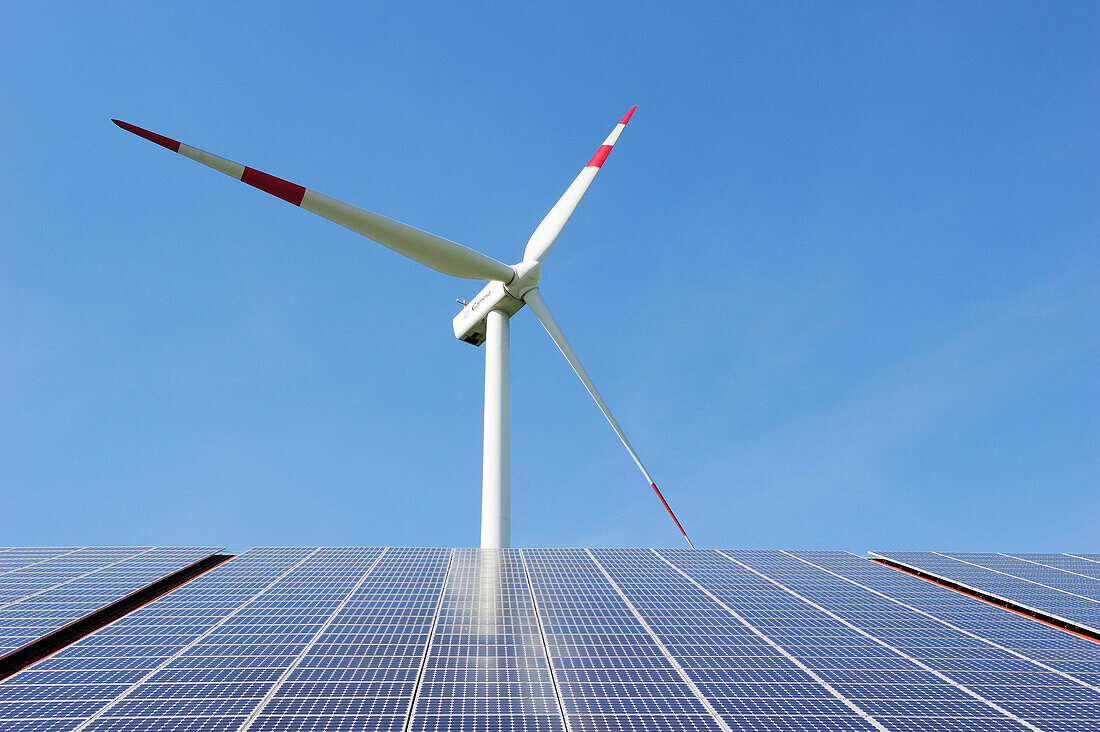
[453,281,524,346]
[452,260,540,346]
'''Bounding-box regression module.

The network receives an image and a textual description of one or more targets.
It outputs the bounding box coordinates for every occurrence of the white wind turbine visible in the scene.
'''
[113,108,693,549]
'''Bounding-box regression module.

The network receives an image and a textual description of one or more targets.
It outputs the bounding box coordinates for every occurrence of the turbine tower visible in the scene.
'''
[112,108,693,549]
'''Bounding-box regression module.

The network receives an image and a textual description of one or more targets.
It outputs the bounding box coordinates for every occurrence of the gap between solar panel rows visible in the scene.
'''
[872,552,1100,639]
[0,547,224,674]
[1,549,1100,731]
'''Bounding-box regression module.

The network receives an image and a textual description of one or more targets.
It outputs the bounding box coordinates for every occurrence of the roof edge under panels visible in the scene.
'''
[867,553,1100,645]
[0,550,232,681]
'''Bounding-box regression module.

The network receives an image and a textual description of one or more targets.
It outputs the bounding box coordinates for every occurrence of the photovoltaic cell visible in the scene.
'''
[0,547,222,661]
[873,551,1100,635]
[2,549,1100,732]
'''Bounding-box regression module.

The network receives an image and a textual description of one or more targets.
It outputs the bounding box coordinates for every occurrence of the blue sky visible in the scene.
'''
[2,2,1096,553]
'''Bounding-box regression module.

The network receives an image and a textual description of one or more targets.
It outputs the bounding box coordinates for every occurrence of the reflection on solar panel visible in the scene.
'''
[0,547,222,662]
[412,549,563,732]
[2,548,1100,731]
[873,552,1100,636]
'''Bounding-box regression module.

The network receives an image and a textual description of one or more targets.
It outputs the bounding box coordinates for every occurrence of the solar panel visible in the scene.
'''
[0,547,223,663]
[873,551,1100,636]
[244,547,446,732]
[409,549,563,732]
[2,548,1100,731]
[525,548,726,732]
[780,552,1100,726]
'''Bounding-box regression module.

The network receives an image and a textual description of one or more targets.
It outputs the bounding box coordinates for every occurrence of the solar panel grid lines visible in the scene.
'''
[0,548,316,730]
[0,549,165,614]
[952,553,1100,584]
[604,549,887,732]
[0,548,224,664]
[65,547,325,732]
[1002,555,1100,583]
[406,549,564,732]
[0,549,82,581]
[400,547,455,732]
[234,547,390,731]
[784,551,1100,726]
[933,553,1100,607]
[709,551,1044,732]
[582,549,734,732]
[248,548,450,732]
[517,550,580,732]
[522,548,726,732]
[873,552,1100,637]
[869,559,1100,652]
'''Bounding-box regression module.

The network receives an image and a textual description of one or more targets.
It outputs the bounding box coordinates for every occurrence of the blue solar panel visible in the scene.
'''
[2,549,1100,731]
[0,547,222,661]
[407,549,564,732]
[525,548,726,732]
[245,547,447,732]
[873,551,1100,635]
[789,551,1100,726]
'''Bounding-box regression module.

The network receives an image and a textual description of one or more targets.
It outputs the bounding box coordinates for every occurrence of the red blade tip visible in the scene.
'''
[112,119,180,152]
[620,106,637,125]
[650,482,689,539]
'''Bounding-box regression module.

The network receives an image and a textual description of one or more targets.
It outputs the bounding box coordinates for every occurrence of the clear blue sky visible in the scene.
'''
[2,2,1096,553]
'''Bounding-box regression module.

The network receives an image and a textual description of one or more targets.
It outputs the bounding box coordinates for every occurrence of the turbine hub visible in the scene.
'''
[505,260,541,299]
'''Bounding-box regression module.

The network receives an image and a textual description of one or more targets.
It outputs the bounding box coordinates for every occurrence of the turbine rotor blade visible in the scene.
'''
[522,288,695,548]
[522,106,636,264]
[112,120,514,282]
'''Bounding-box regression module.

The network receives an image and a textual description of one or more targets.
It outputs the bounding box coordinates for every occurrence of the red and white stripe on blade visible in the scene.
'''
[522,288,695,549]
[522,106,637,264]
[111,120,514,283]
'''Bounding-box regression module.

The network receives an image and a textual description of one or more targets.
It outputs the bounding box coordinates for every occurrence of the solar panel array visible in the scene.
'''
[873,552,1100,635]
[3,548,1100,731]
[0,547,222,660]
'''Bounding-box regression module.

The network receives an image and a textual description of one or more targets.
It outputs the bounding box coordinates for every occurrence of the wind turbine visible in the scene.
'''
[112,108,694,549]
